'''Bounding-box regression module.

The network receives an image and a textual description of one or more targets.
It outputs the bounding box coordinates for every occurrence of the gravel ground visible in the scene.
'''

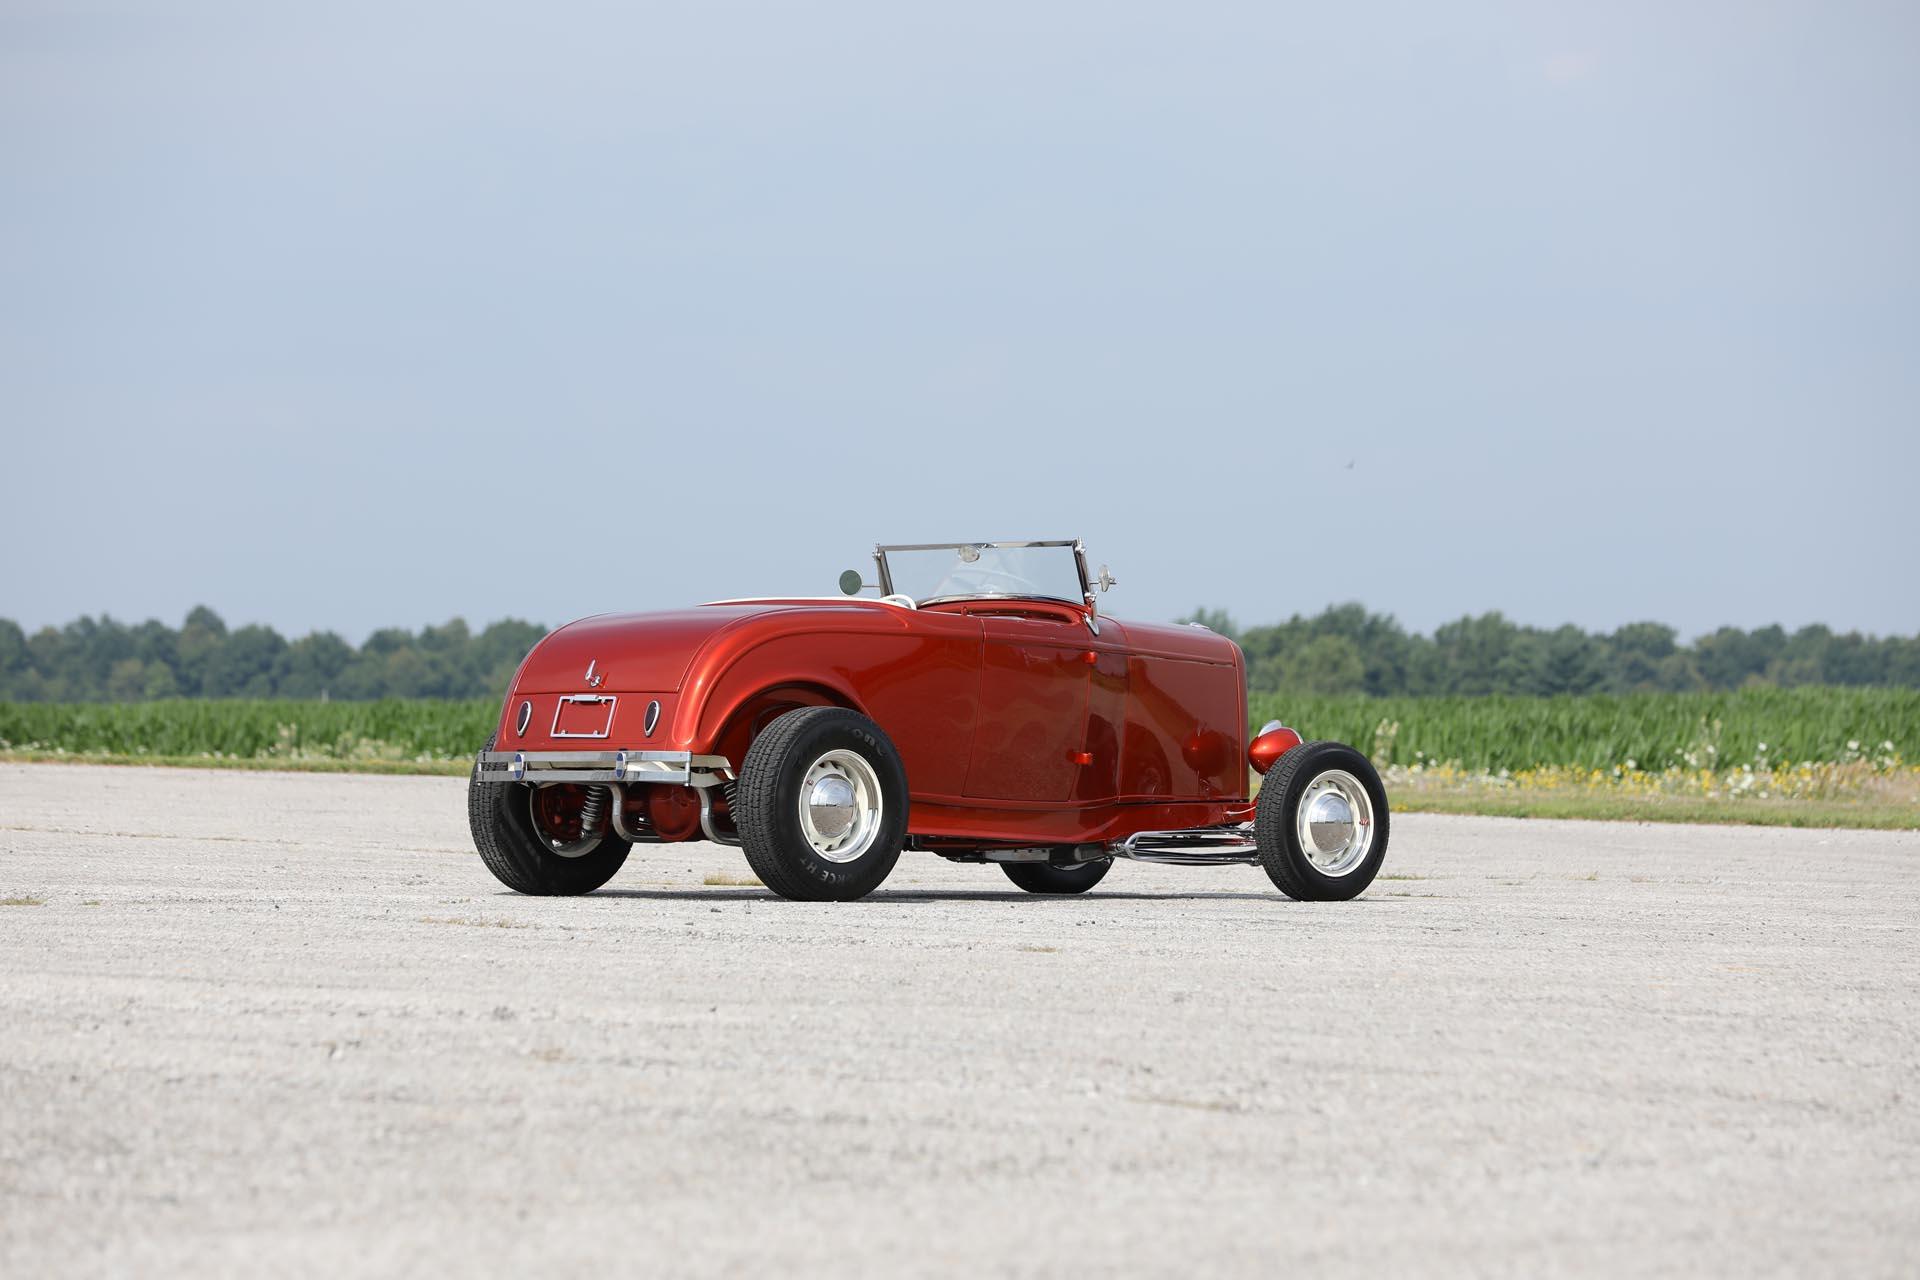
[1,763,1915,1278]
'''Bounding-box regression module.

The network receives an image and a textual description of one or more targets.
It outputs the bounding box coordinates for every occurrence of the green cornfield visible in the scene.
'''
[0,687,1915,774]
[1251,687,1920,772]
[0,698,499,763]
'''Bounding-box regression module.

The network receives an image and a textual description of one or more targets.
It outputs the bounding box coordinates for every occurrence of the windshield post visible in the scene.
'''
[1073,540,1095,621]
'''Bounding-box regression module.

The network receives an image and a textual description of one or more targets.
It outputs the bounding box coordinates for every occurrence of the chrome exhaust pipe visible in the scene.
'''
[1109,824,1261,866]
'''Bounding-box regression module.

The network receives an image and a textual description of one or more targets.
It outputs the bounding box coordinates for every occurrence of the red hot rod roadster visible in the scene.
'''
[469,540,1389,902]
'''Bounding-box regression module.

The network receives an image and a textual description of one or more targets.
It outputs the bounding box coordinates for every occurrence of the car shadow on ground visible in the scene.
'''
[573,887,1290,904]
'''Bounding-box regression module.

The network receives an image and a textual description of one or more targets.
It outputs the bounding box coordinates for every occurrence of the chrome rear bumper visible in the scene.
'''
[476,750,732,787]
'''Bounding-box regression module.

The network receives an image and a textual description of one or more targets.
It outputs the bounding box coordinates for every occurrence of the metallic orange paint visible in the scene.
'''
[1248,724,1304,775]
[494,599,1263,847]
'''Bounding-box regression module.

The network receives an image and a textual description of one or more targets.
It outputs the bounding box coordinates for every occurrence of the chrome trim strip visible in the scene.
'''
[550,694,616,739]
[876,540,1082,552]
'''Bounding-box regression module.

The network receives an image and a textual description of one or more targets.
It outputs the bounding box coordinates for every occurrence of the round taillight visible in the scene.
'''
[515,700,532,737]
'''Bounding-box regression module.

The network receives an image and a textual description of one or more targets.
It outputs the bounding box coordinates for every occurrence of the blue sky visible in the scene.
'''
[3,1,1916,641]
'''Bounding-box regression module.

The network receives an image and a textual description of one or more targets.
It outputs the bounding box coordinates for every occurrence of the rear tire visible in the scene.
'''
[468,737,631,895]
[1254,740,1389,901]
[1001,857,1112,895]
[735,708,908,902]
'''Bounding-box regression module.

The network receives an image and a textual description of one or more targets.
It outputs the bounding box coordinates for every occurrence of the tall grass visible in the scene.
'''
[1,688,1914,774]
[1254,687,1920,772]
[0,698,498,761]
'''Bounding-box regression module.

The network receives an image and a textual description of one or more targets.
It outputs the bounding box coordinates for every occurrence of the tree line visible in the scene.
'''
[1177,605,1920,696]
[1,604,1917,702]
[0,608,545,702]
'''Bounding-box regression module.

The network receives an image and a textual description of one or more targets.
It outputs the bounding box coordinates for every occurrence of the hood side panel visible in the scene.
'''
[1112,618,1241,664]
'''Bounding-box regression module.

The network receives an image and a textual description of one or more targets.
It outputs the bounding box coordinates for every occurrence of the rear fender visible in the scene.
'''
[700,680,865,765]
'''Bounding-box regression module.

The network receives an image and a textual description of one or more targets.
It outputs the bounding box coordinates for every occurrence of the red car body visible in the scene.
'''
[488,595,1297,848]
[471,541,1385,904]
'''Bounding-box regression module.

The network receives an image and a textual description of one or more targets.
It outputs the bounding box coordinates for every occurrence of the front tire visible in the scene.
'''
[1001,857,1112,895]
[1254,740,1389,901]
[735,708,908,902]
[468,737,631,895]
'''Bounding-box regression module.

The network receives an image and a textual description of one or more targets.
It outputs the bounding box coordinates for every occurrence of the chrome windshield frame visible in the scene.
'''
[873,540,1094,608]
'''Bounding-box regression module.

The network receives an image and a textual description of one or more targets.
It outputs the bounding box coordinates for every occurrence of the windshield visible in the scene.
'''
[878,541,1088,606]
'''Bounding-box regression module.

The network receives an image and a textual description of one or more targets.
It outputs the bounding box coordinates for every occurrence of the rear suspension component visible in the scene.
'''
[578,785,607,836]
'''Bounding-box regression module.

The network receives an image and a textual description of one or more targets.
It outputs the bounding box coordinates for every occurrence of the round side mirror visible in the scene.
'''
[838,569,865,596]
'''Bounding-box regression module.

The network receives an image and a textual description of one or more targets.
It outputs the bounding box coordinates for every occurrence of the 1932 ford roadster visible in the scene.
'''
[469,540,1389,902]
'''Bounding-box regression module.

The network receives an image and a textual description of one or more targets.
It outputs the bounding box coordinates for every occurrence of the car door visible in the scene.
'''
[962,608,1093,803]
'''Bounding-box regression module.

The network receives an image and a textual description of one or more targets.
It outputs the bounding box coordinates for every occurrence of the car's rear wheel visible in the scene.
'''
[468,737,632,895]
[1254,740,1389,901]
[735,707,907,902]
[1001,856,1112,895]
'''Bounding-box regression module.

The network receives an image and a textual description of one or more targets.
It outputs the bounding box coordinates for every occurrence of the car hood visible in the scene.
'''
[512,606,776,694]
[1110,617,1241,664]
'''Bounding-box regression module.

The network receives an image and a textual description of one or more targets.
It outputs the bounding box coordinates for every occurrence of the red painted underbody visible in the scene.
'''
[497,598,1270,847]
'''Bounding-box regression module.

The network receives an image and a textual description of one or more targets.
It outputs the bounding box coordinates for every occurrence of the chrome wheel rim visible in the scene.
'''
[798,749,883,863]
[1295,769,1374,876]
[528,786,604,859]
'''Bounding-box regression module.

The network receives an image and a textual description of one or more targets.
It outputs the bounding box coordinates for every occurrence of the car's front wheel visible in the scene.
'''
[1254,740,1389,901]
[468,737,632,895]
[734,707,908,901]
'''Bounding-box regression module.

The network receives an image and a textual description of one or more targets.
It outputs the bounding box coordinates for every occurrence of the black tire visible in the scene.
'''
[735,707,907,902]
[1254,740,1390,901]
[1001,857,1112,895]
[467,736,631,895]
